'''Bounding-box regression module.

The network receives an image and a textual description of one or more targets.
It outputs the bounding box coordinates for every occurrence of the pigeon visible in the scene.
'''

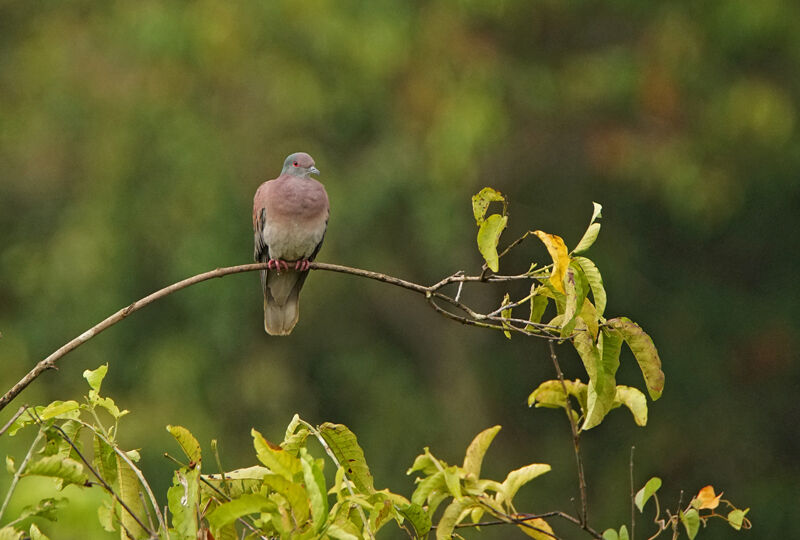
[253,152,329,335]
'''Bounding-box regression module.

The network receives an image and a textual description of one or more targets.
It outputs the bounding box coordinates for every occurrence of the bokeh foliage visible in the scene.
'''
[1,0,798,537]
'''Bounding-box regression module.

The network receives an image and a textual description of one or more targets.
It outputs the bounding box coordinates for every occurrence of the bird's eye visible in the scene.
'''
[293,161,298,167]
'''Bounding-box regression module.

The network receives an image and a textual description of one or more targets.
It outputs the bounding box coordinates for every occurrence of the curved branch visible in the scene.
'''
[0,260,553,413]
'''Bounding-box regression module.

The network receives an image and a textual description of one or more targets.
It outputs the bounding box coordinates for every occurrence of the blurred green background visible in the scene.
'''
[1,0,798,538]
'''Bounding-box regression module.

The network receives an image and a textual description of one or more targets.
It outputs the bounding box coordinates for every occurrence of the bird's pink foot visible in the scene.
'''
[267,259,290,272]
[294,259,311,271]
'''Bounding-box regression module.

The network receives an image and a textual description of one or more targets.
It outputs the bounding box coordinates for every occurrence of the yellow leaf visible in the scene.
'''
[517,517,555,539]
[477,214,508,272]
[694,485,722,510]
[532,231,570,293]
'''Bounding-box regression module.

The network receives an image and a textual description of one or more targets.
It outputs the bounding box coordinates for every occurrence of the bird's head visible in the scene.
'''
[282,152,320,178]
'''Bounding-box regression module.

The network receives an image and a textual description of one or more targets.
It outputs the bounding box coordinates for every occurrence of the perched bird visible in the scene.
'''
[253,152,329,335]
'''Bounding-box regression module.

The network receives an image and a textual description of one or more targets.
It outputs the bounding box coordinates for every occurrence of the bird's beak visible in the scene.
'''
[309,166,320,176]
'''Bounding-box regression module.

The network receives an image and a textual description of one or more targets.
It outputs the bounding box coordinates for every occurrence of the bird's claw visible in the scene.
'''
[294,259,311,271]
[267,259,290,272]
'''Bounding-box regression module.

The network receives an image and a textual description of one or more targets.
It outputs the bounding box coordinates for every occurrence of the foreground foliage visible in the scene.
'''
[0,190,750,538]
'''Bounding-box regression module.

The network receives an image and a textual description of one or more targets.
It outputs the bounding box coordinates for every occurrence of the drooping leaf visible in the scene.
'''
[410,471,445,507]
[532,231,570,293]
[607,318,665,400]
[575,325,618,430]
[728,508,749,531]
[572,256,607,316]
[116,453,148,539]
[206,493,277,531]
[24,456,87,487]
[443,466,462,499]
[693,485,722,510]
[167,425,202,464]
[681,508,700,539]
[518,517,555,539]
[82,364,108,393]
[471,187,505,225]
[435,499,474,540]
[613,386,648,426]
[477,214,508,272]
[500,293,513,339]
[528,286,549,328]
[498,464,551,506]
[634,477,662,512]
[579,298,600,340]
[399,503,431,537]
[528,379,587,413]
[562,263,589,337]
[300,449,329,531]
[167,467,200,538]
[462,425,501,479]
[319,423,375,494]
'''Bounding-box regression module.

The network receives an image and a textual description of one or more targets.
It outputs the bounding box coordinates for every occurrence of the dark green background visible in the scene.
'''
[1,1,797,538]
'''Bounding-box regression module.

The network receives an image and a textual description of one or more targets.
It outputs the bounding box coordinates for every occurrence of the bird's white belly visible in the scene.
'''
[262,220,323,261]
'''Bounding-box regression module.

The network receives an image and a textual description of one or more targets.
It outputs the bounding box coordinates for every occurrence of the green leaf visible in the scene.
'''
[319,423,375,494]
[634,477,662,512]
[462,425,501,479]
[92,435,117,487]
[300,449,329,531]
[681,508,700,539]
[607,318,665,400]
[436,499,474,540]
[28,523,49,540]
[528,379,587,413]
[167,425,202,464]
[39,400,80,421]
[443,466,462,498]
[477,214,508,272]
[572,256,606,316]
[252,428,301,481]
[407,448,442,476]
[575,324,618,430]
[83,364,108,393]
[498,464,551,506]
[562,263,589,337]
[398,503,432,537]
[573,223,601,255]
[206,493,277,531]
[471,187,505,225]
[167,467,200,538]
[410,470,445,506]
[5,456,14,474]
[602,529,619,540]
[528,286,549,328]
[24,456,88,487]
[116,453,148,539]
[261,473,310,523]
[618,524,629,540]
[91,395,128,419]
[13,498,67,523]
[97,500,116,532]
[281,414,310,455]
[728,508,749,530]
[613,386,648,426]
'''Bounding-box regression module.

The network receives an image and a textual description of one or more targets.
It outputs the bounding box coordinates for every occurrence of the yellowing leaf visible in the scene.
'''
[613,385,648,426]
[500,293,512,339]
[498,464,551,506]
[694,485,722,510]
[319,423,375,494]
[607,318,665,400]
[532,231,570,293]
[477,214,508,272]
[167,425,202,464]
[728,508,749,530]
[471,187,505,225]
[462,425,501,479]
[518,517,555,539]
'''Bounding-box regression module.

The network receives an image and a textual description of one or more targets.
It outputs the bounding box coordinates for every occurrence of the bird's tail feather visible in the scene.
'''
[262,269,306,336]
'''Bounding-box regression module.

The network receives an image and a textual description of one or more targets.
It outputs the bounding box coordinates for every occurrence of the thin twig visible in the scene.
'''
[0,405,27,438]
[0,428,44,520]
[548,341,599,539]
[630,446,636,540]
